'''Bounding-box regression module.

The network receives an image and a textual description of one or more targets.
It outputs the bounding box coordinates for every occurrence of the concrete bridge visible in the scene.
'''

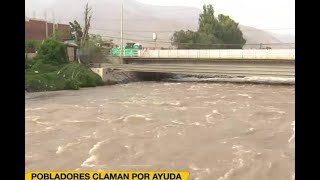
[91,49,295,81]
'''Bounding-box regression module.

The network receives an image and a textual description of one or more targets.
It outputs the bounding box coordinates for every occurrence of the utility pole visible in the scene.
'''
[44,10,48,39]
[153,33,157,49]
[52,12,55,35]
[120,0,124,59]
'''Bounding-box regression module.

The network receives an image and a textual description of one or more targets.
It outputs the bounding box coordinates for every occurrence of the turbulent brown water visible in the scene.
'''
[25,82,295,180]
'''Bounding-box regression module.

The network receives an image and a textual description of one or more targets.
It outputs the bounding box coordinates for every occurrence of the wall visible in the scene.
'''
[25,19,72,41]
[137,49,295,60]
[25,53,37,59]
[67,47,75,61]
[90,68,108,81]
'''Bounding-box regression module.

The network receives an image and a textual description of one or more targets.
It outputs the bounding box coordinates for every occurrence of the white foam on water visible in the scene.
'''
[237,94,252,99]
[81,155,97,168]
[189,164,200,171]
[189,165,211,180]
[288,121,295,143]
[206,110,224,125]
[26,116,40,122]
[25,155,33,159]
[187,85,201,91]
[217,168,235,180]
[244,76,295,84]
[206,114,215,125]
[89,139,109,155]
[153,101,181,106]
[123,114,152,122]
[162,124,178,129]
[27,116,52,125]
[218,145,250,180]
[64,120,82,123]
[56,141,81,154]
[80,139,110,168]
[245,128,255,134]
[175,106,188,110]
[36,121,50,125]
[155,131,167,138]
[25,107,47,111]
[277,111,286,114]
[96,117,111,122]
[212,110,223,115]
[189,122,205,127]
[171,120,185,125]
[120,164,152,167]
[56,146,63,154]
[204,101,217,105]
[25,126,54,135]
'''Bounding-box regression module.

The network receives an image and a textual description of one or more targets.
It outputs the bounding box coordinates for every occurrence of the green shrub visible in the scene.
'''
[57,63,104,87]
[25,40,41,51]
[30,60,62,73]
[37,38,69,65]
[25,59,38,69]
[25,63,103,92]
[65,79,79,90]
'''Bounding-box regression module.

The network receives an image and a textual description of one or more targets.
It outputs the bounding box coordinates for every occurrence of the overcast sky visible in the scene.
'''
[136,0,295,35]
[25,0,295,35]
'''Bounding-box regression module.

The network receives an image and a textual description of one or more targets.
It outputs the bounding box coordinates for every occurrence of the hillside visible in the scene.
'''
[26,0,294,49]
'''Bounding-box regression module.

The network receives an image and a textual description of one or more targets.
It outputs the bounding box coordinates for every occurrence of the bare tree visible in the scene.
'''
[81,3,92,47]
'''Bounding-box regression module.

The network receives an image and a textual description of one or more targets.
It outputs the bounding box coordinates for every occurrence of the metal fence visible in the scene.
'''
[132,49,295,60]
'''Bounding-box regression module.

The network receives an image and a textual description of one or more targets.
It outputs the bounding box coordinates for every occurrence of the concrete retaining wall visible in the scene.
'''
[91,68,108,81]
[25,53,37,59]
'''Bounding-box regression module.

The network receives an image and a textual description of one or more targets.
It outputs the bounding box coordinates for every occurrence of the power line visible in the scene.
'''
[26,16,295,33]
[95,34,295,46]
[91,27,295,33]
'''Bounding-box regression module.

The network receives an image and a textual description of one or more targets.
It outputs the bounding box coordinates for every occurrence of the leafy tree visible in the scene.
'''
[198,5,219,36]
[37,38,69,65]
[171,4,246,49]
[217,14,246,49]
[171,30,198,49]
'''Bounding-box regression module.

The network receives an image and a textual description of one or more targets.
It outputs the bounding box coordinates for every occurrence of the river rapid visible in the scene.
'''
[26,82,295,180]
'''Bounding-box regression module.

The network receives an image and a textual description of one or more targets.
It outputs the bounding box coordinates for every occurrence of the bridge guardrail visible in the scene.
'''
[133,49,295,60]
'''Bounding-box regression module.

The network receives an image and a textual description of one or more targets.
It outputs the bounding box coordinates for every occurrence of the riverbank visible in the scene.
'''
[25,60,104,92]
